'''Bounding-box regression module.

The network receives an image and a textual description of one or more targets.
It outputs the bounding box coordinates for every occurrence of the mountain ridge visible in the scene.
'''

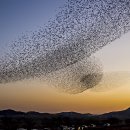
[0,107,130,119]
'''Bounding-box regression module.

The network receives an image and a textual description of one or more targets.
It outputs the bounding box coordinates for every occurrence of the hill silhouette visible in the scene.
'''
[0,107,130,119]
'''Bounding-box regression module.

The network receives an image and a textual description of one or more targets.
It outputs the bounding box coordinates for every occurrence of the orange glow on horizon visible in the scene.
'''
[0,76,130,114]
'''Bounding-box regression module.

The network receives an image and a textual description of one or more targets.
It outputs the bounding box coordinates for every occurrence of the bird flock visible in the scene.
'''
[0,0,130,93]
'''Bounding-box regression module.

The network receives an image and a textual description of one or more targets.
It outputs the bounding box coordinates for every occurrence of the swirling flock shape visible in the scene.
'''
[0,0,130,93]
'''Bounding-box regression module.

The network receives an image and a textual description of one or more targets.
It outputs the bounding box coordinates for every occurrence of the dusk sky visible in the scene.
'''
[0,0,130,114]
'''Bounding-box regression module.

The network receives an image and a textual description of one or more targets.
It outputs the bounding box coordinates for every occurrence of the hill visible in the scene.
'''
[0,107,130,119]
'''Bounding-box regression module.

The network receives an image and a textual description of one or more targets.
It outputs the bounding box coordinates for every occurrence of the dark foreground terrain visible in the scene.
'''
[0,108,130,130]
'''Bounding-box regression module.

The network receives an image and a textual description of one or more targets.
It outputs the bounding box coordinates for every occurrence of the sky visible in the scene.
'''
[0,0,130,114]
[0,0,66,54]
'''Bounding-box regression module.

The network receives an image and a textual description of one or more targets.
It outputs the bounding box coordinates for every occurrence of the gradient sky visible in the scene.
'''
[0,0,66,54]
[0,0,130,114]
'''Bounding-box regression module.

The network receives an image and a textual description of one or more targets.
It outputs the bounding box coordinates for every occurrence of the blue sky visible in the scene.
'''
[0,0,130,71]
[0,0,66,54]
